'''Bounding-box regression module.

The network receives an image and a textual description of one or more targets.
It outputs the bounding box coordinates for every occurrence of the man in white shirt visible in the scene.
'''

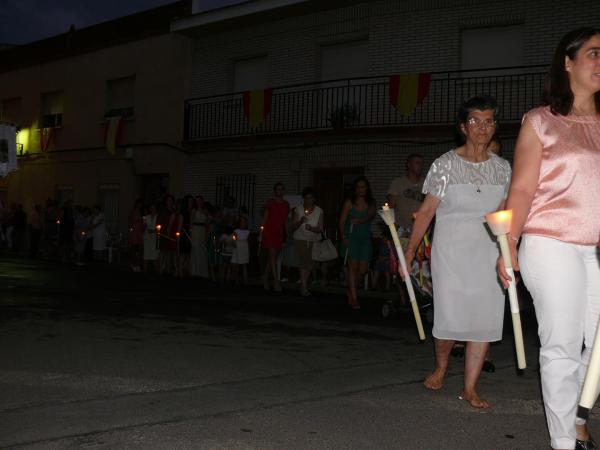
[386,153,424,234]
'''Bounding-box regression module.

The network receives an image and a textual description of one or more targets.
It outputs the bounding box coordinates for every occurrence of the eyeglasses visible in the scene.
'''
[466,117,497,129]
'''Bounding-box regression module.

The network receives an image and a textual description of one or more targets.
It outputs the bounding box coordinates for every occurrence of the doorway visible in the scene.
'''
[313,167,364,240]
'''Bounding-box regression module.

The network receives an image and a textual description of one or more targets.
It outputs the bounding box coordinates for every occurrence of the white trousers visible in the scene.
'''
[519,235,600,449]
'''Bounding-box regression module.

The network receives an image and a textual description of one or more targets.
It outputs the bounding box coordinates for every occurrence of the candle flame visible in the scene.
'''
[485,209,513,236]
[175,232,180,238]
[56,220,60,224]
[156,225,161,231]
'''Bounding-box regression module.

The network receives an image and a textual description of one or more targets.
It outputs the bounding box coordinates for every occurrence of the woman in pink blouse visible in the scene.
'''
[499,28,600,450]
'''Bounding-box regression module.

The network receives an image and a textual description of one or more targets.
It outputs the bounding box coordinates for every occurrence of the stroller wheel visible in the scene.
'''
[381,301,394,319]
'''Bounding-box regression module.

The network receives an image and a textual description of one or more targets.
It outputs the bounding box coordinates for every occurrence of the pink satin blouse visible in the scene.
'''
[522,106,600,246]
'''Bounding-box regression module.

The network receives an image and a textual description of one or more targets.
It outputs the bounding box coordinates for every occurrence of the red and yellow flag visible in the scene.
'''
[243,88,272,128]
[40,128,54,153]
[389,73,431,117]
[104,116,123,155]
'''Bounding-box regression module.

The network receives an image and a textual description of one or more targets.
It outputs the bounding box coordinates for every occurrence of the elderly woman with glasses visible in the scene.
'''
[404,95,512,409]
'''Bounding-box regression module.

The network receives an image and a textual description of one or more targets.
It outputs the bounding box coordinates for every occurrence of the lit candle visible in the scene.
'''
[485,209,526,369]
[176,231,180,256]
[379,205,425,340]
[56,219,61,238]
[156,224,161,250]
[304,209,310,248]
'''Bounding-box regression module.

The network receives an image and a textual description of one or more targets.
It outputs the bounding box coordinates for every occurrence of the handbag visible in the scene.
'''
[311,233,338,262]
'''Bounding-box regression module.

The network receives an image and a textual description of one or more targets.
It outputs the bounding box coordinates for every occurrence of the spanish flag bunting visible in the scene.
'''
[243,88,272,128]
[104,116,123,155]
[40,128,54,153]
[389,73,431,117]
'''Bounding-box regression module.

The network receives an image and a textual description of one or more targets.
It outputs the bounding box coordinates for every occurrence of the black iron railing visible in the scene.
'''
[185,65,547,140]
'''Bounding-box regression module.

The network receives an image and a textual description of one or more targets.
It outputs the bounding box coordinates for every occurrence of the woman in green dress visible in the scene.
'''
[339,176,376,309]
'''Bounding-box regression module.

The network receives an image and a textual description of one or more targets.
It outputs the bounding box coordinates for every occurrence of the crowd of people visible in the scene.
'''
[0,27,598,450]
[0,200,109,263]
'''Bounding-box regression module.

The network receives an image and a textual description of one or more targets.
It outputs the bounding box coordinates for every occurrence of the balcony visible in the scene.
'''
[184,65,546,141]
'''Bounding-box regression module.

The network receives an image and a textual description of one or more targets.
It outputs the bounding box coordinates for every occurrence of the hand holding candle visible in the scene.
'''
[485,209,526,369]
[380,203,426,341]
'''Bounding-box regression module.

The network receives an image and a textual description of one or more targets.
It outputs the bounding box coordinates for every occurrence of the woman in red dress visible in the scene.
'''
[261,182,290,291]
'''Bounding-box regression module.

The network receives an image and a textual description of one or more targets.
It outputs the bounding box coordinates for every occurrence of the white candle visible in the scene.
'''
[578,323,600,420]
[156,224,161,250]
[176,231,180,256]
[379,206,425,341]
[485,210,526,369]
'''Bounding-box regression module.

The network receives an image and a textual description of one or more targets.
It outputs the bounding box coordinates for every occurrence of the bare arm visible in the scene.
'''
[338,199,352,241]
[498,119,542,285]
[261,204,270,228]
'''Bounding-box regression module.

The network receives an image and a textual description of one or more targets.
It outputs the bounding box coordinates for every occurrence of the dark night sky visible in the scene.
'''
[0,0,245,46]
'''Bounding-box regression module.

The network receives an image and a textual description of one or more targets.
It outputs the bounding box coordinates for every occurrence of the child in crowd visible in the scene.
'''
[231,216,250,285]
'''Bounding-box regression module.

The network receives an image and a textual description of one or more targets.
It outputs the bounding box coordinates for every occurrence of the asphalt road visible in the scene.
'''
[0,255,596,449]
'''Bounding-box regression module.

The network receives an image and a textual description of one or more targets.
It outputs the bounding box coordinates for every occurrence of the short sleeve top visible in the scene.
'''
[422,150,511,200]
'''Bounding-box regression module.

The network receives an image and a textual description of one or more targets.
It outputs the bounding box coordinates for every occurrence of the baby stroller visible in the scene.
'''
[381,233,434,326]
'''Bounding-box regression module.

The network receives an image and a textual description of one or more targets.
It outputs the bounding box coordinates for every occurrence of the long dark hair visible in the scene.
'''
[543,27,600,115]
[351,176,375,207]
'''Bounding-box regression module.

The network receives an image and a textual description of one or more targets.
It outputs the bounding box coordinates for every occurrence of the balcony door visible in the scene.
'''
[313,167,364,240]
[318,40,369,130]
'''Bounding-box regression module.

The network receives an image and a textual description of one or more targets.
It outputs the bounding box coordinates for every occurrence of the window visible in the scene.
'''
[1,97,21,125]
[215,174,255,221]
[40,91,64,128]
[106,76,135,118]
[319,40,369,128]
[461,25,524,71]
[320,40,368,81]
[98,184,120,233]
[233,56,268,92]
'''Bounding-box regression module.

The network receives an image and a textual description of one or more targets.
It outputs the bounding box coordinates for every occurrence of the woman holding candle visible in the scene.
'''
[260,182,290,292]
[339,176,376,310]
[404,95,511,408]
[498,28,600,450]
[290,187,324,296]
